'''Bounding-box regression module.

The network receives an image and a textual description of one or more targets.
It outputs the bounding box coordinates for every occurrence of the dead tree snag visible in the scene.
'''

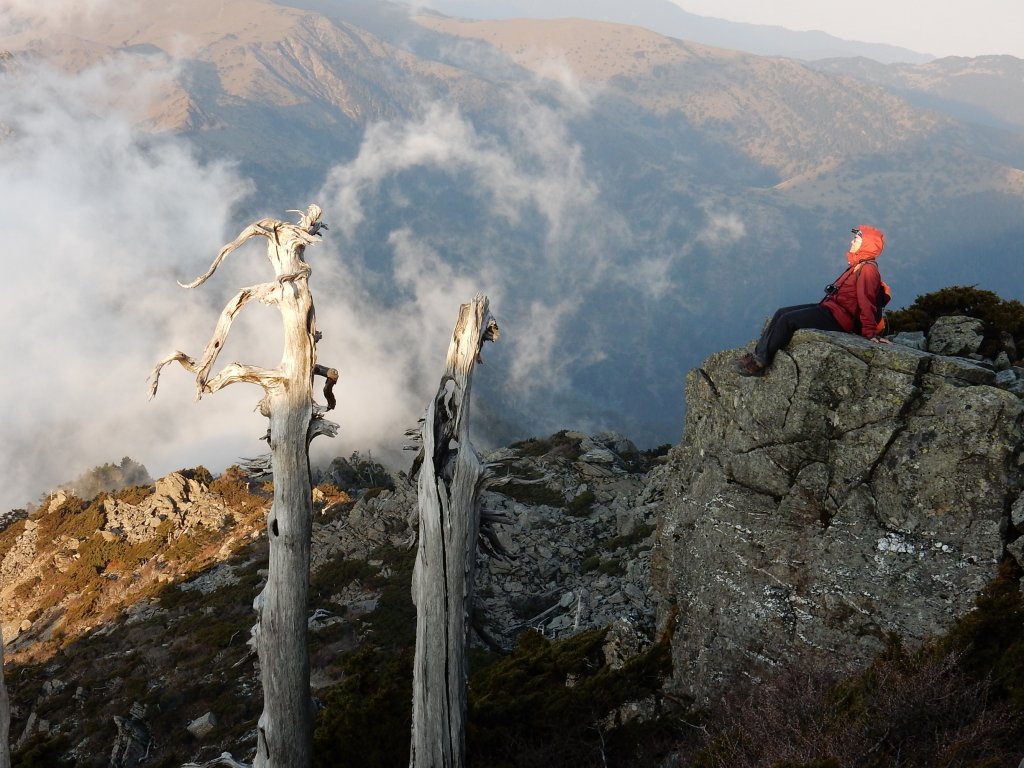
[149,205,337,768]
[409,295,499,768]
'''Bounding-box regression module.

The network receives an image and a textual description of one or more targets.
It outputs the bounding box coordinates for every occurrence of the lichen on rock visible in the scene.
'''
[650,329,1024,704]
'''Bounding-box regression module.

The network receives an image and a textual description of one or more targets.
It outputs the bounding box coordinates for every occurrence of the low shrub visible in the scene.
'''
[0,518,27,563]
[493,481,564,507]
[510,430,584,461]
[310,554,375,602]
[566,490,596,517]
[467,627,675,767]
[694,564,1024,768]
[177,465,214,485]
[37,495,104,542]
[12,733,73,768]
[313,645,414,768]
[886,285,1024,359]
[114,484,154,506]
[600,524,657,553]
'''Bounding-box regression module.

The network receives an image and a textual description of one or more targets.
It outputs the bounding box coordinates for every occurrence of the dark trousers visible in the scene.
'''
[754,303,842,365]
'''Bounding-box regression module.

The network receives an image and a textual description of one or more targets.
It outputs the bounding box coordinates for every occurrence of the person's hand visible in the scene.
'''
[870,337,892,344]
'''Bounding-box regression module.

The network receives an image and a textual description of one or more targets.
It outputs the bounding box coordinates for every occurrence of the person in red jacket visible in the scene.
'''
[734,225,891,377]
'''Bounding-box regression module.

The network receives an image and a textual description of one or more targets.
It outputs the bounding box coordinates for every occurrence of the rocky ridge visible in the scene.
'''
[649,318,1024,704]
[5,315,1024,763]
[0,475,268,657]
[0,432,662,765]
[307,430,661,652]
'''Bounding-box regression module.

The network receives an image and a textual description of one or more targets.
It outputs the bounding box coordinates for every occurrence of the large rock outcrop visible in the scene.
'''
[649,329,1024,703]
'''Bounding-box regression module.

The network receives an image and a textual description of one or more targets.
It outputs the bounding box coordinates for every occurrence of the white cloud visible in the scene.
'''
[0,56,258,511]
[314,92,636,457]
[698,209,746,246]
[0,34,717,510]
[0,47,632,509]
[0,0,119,35]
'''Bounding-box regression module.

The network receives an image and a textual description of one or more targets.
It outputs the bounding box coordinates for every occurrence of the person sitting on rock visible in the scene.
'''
[734,225,891,377]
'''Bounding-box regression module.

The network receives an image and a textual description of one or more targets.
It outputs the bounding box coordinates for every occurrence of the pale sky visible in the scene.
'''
[671,0,1023,59]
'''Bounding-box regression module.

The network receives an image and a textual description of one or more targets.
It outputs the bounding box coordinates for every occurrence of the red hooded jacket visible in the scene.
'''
[821,225,885,339]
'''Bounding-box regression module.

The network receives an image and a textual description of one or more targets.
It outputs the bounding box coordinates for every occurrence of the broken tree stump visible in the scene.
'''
[409,295,499,768]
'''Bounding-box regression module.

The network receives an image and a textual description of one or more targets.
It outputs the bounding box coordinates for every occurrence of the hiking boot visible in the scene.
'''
[733,353,765,377]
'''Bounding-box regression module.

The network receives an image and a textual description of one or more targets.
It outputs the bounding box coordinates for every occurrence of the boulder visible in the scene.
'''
[110,710,151,768]
[649,330,1024,704]
[927,315,985,356]
[187,711,217,739]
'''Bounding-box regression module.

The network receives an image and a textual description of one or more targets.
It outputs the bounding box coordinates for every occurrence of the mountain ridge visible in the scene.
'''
[3,322,1024,764]
[0,0,1023,513]
[410,0,935,63]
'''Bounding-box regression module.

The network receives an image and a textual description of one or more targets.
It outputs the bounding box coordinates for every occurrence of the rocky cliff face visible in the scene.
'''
[649,324,1024,704]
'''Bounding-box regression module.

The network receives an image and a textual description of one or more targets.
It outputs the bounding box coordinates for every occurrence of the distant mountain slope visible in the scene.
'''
[412,14,950,180]
[1,0,1022,507]
[409,0,933,63]
[810,55,1024,131]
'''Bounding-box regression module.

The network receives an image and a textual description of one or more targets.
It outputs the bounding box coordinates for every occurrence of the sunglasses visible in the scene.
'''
[851,229,863,237]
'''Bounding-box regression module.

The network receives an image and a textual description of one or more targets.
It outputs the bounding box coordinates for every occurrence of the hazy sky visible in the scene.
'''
[672,0,1023,59]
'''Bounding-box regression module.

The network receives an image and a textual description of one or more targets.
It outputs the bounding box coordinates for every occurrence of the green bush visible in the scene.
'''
[510,430,584,460]
[114,484,154,506]
[163,525,221,562]
[210,465,269,511]
[37,495,104,542]
[0,518,27,563]
[494,481,565,507]
[310,554,375,602]
[12,733,73,768]
[600,524,657,553]
[941,559,1024,708]
[312,544,418,766]
[581,554,626,577]
[467,627,674,767]
[886,285,1024,359]
[313,645,414,768]
[566,490,596,517]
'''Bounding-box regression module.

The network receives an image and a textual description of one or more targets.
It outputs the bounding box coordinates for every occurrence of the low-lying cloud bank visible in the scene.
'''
[0,36,746,511]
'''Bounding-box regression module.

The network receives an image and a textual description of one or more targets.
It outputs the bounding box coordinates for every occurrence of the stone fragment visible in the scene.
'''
[187,711,217,739]
[927,315,984,356]
[650,331,1023,704]
[893,331,926,350]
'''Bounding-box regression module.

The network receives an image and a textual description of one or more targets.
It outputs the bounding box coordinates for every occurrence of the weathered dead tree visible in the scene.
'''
[409,295,499,768]
[149,205,338,768]
[1,626,9,768]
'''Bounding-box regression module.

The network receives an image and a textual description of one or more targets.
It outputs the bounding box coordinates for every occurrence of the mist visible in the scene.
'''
[0,28,749,512]
[0,48,620,511]
[0,56,268,512]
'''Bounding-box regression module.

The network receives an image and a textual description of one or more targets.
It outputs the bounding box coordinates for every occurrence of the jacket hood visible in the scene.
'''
[853,224,885,260]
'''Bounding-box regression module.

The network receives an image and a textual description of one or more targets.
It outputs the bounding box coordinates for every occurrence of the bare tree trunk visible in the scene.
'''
[0,626,10,768]
[409,296,499,768]
[149,206,337,768]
